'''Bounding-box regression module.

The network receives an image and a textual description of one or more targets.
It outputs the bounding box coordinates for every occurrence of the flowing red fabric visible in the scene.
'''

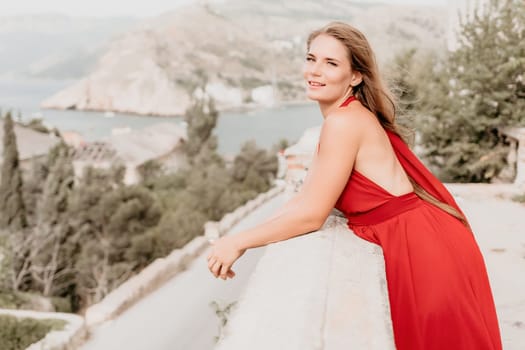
[332,95,502,350]
[386,130,468,222]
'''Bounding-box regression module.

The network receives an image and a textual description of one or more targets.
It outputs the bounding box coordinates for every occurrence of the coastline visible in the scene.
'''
[38,98,315,118]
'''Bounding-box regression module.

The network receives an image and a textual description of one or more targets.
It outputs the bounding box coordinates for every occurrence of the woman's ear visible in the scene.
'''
[351,71,363,87]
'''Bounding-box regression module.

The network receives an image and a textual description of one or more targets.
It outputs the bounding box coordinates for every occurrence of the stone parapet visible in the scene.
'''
[500,127,525,190]
[214,212,395,350]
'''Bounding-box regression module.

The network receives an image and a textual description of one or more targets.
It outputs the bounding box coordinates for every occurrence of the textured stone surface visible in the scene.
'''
[214,214,395,350]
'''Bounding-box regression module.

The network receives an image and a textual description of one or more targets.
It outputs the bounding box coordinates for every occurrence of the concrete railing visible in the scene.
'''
[213,211,395,350]
[0,309,85,350]
[500,126,525,189]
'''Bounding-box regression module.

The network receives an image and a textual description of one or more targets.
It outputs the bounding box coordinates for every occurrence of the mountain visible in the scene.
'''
[40,0,447,116]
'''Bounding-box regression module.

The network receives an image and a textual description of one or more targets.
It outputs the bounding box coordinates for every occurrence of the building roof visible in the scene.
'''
[0,119,61,162]
[108,122,186,165]
[72,122,187,166]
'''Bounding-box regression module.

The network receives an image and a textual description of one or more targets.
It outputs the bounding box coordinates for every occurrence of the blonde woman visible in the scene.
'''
[207,22,502,350]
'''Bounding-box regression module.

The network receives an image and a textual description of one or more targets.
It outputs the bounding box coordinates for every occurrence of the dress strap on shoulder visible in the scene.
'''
[339,95,357,107]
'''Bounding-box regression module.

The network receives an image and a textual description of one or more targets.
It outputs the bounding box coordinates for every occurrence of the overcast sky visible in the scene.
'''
[1,0,449,18]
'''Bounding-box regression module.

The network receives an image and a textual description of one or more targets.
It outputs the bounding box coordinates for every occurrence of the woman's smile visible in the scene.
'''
[307,80,326,88]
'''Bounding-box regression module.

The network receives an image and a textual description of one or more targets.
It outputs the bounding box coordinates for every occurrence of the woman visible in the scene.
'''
[206,22,502,350]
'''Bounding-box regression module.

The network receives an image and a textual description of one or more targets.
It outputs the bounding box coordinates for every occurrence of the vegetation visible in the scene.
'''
[142,96,278,258]
[24,119,50,134]
[0,314,65,350]
[210,300,237,343]
[0,112,27,231]
[389,0,525,182]
[0,95,278,313]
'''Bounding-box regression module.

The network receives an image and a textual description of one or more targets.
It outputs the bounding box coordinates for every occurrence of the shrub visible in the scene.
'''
[0,315,65,350]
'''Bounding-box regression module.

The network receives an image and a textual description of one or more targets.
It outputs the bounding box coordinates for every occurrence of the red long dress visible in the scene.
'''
[332,96,502,349]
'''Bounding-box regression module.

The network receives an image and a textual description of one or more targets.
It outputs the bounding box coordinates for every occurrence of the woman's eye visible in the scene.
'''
[328,62,338,67]
[306,56,314,62]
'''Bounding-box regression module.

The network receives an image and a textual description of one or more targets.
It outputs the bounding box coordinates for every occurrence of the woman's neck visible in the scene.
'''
[319,94,352,118]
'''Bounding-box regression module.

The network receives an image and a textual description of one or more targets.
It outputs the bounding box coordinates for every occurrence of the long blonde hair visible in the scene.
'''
[307,22,469,228]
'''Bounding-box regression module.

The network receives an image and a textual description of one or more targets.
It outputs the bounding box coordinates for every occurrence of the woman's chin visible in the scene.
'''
[305,91,329,103]
[305,91,323,101]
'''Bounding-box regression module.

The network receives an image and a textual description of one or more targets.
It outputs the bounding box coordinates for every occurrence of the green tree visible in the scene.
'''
[231,140,278,192]
[30,144,76,297]
[138,159,164,186]
[385,47,419,113]
[36,144,74,228]
[145,140,278,259]
[23,157,50,227]
[416,0,525,182]
[74,184,161,305]
[23,141,78,227]
[68,165,124,241]
[0,112,27,230]
[0,113,30,292]
[183,96,220,162]
[146,207,208,258]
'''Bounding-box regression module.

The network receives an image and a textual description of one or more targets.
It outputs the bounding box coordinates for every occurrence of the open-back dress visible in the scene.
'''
[330,95,502,350]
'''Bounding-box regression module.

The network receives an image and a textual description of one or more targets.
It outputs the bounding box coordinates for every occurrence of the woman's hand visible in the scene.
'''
[207,235,246,280]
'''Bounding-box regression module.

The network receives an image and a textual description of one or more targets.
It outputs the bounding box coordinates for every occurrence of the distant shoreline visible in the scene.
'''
[39,98,315,119]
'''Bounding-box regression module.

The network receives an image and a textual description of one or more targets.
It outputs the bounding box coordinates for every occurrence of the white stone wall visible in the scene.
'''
[213,212,395,350]
[500,127,525,190]
[515,140,525,190]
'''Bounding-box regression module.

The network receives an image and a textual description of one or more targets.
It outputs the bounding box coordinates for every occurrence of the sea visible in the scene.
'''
[0,78,322,157]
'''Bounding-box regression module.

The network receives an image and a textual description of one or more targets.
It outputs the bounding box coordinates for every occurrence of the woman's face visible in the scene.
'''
[303,34,358,104]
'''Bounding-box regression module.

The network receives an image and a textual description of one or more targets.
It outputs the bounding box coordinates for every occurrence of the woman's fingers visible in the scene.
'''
[219,264,232,280]
[208,258,217,270]
[207,259,235,279]
[211,261,221,277]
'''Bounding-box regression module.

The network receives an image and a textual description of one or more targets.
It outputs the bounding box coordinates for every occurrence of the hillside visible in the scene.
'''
[40,0,447,116]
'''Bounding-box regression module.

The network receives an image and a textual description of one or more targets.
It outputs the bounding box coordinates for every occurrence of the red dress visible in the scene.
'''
[332,96,502,349]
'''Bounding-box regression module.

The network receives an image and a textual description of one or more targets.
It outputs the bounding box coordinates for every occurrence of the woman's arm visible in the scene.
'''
[208,110,366,279]
[265,184,307,221]
[233,112,363,250]
[235,192,321,249]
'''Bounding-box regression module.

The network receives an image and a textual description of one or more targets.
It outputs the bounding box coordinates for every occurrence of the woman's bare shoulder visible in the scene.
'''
[317,105,376,154]
[324,103,378,133]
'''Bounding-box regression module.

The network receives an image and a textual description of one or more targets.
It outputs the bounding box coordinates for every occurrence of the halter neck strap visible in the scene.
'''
[339,95,357,107]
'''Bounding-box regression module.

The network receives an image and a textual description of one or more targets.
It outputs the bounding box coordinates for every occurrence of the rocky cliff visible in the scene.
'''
[41,0,447,116]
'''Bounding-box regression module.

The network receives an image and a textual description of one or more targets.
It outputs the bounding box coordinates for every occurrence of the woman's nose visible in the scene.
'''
[309,62,322,76]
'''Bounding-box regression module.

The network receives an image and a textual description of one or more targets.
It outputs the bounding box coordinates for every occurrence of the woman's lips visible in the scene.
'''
[308,80,326,87]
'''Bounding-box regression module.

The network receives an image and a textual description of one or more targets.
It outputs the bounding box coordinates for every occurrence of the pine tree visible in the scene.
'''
[36,144,75,227]
[31,143,76,296]
[0,112,27,230]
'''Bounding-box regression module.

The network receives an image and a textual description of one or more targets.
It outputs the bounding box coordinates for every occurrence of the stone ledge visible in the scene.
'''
[214,213,395,350]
